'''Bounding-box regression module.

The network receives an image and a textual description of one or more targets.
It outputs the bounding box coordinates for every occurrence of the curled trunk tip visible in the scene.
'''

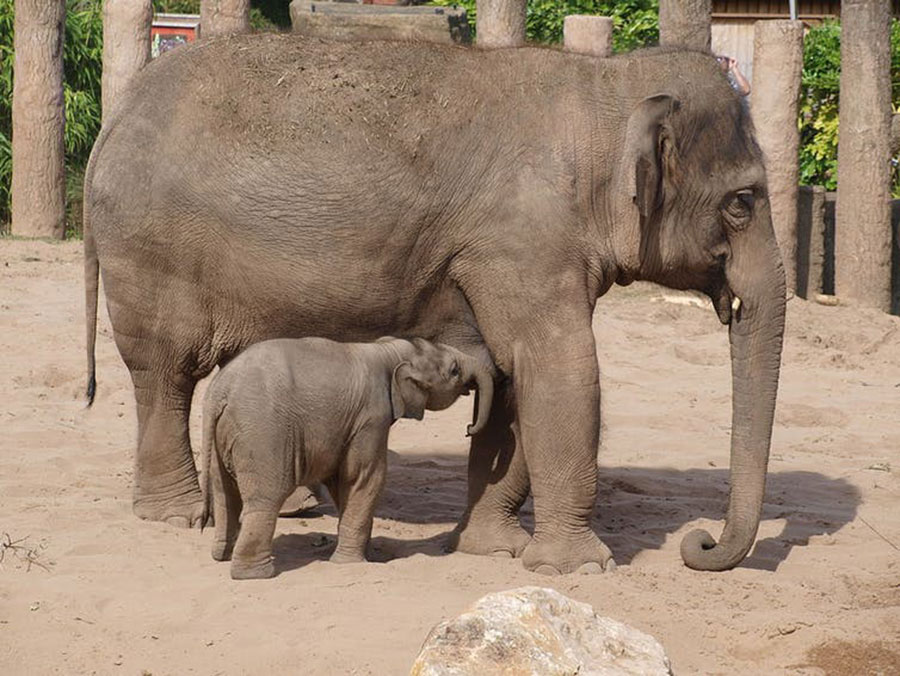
[679,528,751,571]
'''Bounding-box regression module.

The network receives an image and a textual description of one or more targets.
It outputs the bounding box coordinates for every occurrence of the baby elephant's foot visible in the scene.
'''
[230,556,276,580]
[211,539,234,562]
[330,548,366,564]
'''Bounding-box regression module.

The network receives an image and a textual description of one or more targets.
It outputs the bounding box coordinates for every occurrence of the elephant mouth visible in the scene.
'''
[707,281,741,325]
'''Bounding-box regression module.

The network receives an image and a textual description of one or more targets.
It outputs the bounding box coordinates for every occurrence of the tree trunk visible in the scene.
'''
[659,0,711,52]
[563,15,613,58]
[11,0,66,239]
[102,0,152,121]
[476,0,525,48]
[751,20,804,296]
[835,0,892,311]
[200,0,250,39]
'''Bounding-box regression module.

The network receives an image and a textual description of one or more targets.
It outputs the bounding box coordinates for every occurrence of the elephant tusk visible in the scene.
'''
[732,296,742,314]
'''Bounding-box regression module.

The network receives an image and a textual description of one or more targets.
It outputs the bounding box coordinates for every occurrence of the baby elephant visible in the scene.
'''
[200,336,493,579]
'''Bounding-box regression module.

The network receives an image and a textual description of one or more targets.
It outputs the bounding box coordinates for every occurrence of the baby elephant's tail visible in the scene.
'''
[200,397,225,533]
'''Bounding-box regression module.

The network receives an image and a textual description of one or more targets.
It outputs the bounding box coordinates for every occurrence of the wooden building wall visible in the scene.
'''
[712,0,900,19]
[712,0,900,81]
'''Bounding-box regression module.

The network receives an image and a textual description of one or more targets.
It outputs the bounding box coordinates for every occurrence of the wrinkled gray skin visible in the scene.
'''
[84,35,785,574]
[201,336,492,579]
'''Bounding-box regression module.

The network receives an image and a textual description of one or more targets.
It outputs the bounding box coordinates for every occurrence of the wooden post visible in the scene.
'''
[563,15,613,57]
[659,0,711,51]
[751,20,804,295]
[476,0,525,48]
[102,0,152,120]
[835,0,892,311]
[200,0,250,38]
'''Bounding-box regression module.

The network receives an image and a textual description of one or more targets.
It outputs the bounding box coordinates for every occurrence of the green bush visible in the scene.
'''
[430,0,658,51]
[152,1,291,30]
[526,0,658,51]
[800,19,900,195]
[0,0,12,227]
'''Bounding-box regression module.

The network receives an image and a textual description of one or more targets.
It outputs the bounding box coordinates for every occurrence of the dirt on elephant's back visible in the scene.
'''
[140,33,528,152]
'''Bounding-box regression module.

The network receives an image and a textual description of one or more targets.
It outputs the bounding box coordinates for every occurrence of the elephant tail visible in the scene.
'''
[82,109,119,408]
[83,170,99,407]
[200,395,226,533]
[83,98,128,408]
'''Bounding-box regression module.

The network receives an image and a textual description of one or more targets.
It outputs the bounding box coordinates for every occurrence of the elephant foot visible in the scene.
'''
[211,539,234,562]
[133,489,206,528]
[448,513,531,558]
[522,530,616,575]
[230,557,276,580]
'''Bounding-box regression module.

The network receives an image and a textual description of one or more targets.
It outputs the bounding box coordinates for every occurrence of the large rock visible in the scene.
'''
[410,587,671,676]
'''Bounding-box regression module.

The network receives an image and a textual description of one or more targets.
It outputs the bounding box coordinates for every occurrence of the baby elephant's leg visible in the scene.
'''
[331,428,388,564]
[211,453,242,562]
[230,471,293,580]
[230,507,280,579]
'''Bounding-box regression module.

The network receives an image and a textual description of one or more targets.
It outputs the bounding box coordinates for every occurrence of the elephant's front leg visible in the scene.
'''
[330,426,389,564]
[449,382,532,558]
[515,325,614,575]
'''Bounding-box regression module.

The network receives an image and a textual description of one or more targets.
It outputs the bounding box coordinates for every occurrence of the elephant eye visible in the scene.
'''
[723,190,754,229]
[449,362,460,378]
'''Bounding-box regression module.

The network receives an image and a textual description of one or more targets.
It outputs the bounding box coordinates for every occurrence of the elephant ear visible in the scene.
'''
[391,362,427,422]
[611,93,680,274]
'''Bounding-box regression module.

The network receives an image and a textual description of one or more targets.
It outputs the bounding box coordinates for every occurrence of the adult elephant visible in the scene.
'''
[84,35,785,574]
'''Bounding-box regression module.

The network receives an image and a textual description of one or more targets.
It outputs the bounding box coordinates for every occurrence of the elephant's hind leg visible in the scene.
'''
[102,258,224,528]
[131,373,205,527]
[448,384,532,558]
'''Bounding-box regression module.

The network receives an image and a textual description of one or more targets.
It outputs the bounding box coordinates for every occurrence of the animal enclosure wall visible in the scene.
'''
[800,189,900,314]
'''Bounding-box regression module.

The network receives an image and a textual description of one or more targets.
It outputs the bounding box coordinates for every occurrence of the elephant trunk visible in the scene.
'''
[681,213,786,571]
[463,356,495,437]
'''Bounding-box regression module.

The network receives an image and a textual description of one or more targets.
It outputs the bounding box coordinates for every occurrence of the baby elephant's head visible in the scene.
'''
[390,339,494,436]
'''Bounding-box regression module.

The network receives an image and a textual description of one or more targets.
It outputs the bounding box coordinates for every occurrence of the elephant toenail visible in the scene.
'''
[533,564,561,576]
[576,561,606,575]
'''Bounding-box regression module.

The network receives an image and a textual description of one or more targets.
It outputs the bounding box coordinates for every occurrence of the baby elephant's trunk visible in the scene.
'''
[463,357,494,437]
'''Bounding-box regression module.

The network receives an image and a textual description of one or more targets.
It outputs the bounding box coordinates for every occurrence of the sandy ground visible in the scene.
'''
[1,238,899,675]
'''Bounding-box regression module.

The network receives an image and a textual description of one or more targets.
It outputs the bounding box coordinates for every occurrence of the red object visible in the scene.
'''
[151,13,200,58]
[150,25,197,41]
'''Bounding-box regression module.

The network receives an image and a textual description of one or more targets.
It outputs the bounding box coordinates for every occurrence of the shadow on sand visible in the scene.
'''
[271,450,861,575]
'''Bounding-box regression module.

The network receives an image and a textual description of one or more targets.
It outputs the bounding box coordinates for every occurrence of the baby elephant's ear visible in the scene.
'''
[391,362,427,422]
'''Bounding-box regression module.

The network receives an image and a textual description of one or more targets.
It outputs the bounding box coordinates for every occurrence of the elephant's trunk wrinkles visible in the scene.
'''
[464,357,495,437]
[680,218,786,571]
